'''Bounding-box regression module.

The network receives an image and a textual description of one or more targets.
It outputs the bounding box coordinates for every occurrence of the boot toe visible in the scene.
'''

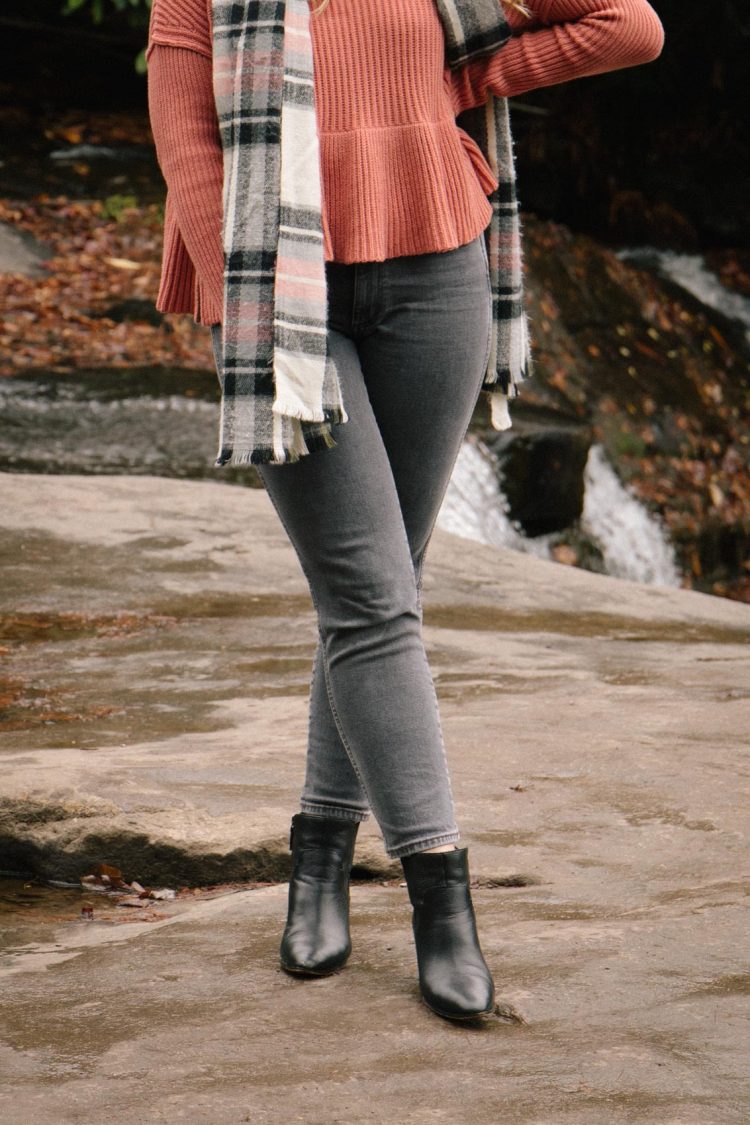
[422,966,495,1020]
[280,931,351,976]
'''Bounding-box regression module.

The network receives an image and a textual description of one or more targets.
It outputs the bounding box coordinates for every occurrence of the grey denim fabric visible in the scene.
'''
[211,233,492,858]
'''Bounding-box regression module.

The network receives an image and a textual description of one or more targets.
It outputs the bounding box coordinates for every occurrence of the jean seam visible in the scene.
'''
[317,629,379,817]
[413,234,491,608]
[258,474,377,817]
[415,631,457,822]
[300,802,370,823]
[301,639,372,816]
[301,636,321,808]
[405,248,475,835]
[388,831,462,860]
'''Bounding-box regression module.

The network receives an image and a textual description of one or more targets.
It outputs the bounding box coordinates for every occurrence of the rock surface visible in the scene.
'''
[1,472,749,1121]
[0,878,747,1123]
[0,221,49,276]
[1,472,749,885]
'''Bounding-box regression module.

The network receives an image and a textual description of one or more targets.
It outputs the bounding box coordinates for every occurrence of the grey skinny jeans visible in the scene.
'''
[212,232,492,858]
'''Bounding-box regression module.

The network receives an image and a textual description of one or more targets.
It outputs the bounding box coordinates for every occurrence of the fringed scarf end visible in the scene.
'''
[487,389,512,432]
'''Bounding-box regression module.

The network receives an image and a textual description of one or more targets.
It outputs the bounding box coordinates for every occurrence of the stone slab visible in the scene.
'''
[0,882,747,1123]
[1,472,749,902]
[0,222,49,277]
[1,472,749,1121]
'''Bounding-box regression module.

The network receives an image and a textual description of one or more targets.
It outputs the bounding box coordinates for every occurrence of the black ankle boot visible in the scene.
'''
[400,847,495,1020]
[280,812,359,976]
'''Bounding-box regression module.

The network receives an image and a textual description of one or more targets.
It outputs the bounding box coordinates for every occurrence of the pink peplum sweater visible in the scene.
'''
[146,0,664,325]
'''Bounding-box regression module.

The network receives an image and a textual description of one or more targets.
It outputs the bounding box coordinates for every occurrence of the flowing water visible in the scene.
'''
[438,440,681,588]
[617,246,750,347]
[579,445,680,586]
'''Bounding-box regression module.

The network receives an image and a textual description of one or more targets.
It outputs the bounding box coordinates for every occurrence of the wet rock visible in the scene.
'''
[485,419,593,537]
[92,298,164,326]
[0,794,397,886]
[1,472,749,892]
[0,221,49,277]
[696,520,750,593]
[1,879,749,1120]
[0,366,261,486]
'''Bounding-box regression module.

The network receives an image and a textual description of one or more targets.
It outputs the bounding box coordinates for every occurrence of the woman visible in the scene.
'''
[147,0,664,1021]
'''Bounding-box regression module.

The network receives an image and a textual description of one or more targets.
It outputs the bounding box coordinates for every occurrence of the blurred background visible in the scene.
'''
[1,0,748,601]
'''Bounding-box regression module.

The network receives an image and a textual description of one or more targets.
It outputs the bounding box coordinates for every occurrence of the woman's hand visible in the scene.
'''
[449,0,665,110]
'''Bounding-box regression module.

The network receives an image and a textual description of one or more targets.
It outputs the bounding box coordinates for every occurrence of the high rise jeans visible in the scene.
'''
[212,232,493,858]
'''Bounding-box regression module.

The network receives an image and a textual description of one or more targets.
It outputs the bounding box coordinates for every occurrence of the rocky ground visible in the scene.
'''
[1,473,749,1122]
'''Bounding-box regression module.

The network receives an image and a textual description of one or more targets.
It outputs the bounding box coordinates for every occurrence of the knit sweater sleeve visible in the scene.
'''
[147,0,213,57]
[448,0,665,112]
[146,0,224,319]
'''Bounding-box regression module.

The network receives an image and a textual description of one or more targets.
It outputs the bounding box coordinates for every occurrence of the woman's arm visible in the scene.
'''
[147,0,224,316]
[449,0,665,112]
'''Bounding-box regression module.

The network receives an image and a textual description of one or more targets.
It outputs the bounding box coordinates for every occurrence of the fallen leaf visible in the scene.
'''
[93,862,124,882]
[81,862,127,889]
[709,482,725,508]
[104,257,142,271]
[551,544,578,566]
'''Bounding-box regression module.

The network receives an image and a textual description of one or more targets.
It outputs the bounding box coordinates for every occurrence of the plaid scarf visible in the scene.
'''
[212,0,533,466]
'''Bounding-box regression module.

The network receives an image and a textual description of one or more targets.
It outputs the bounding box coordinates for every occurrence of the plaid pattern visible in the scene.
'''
[212,0,532,465]
[212,0,347,465]
[436,0,534,431]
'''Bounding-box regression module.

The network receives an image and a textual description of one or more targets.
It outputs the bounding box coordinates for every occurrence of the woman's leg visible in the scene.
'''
[301,238,494,828]
[258,234,492,858]
[303,638,371,820]
[357,235,493,596]
[259,323,459,857]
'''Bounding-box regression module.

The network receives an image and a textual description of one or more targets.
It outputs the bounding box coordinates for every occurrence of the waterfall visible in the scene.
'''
[580,445,680,586]
[616,247,750,348]
[437,441,549,558]
[438,440,681,588]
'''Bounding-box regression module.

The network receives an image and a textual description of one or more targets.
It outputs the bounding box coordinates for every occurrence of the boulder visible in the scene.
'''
[485,417,593,536]
[0,221,49,277]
